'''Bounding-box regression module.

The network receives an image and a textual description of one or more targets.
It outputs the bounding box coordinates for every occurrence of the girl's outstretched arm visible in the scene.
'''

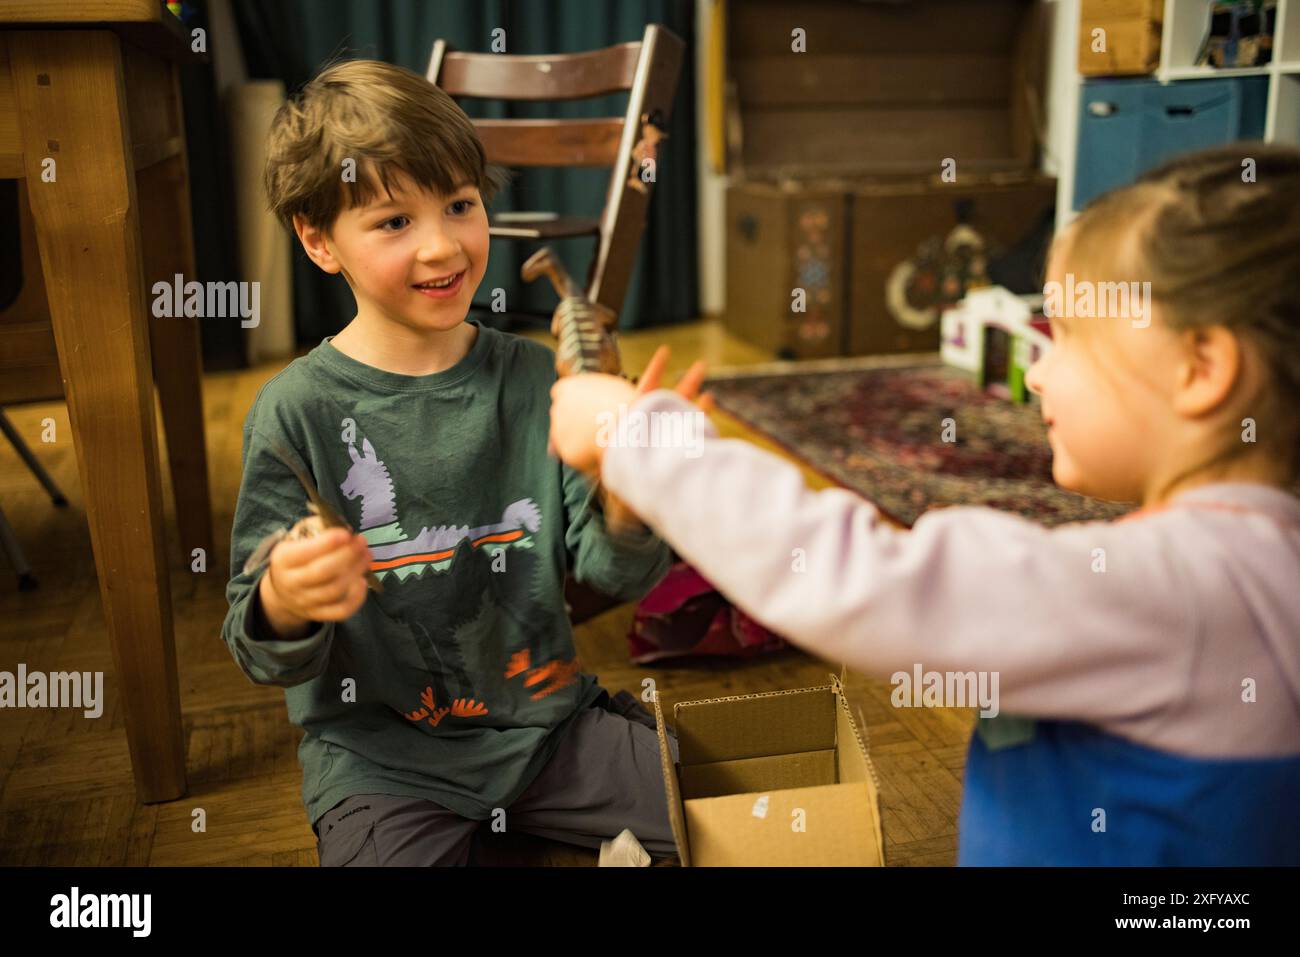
[599,389,1196,726]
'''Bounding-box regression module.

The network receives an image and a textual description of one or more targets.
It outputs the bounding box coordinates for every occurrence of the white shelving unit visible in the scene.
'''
[1055,0,1300,231]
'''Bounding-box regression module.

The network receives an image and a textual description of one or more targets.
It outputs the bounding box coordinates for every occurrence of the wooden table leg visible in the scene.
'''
[140,136,215,561]
[10,29,186,802]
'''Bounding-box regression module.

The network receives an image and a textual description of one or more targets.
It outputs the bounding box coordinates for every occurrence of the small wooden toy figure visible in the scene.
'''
[521,247,621,377]
[243,440,384,593]
[523,247,650,531]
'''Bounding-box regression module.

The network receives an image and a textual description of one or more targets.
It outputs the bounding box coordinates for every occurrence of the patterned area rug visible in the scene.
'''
[705,354,1131,528]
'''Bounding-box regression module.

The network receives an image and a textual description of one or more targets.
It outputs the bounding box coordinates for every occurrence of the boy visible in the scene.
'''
[221,59,676,866]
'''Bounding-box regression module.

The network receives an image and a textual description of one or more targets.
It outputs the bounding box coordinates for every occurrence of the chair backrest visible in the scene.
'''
[428,38,643,168]
[427,25,684,316]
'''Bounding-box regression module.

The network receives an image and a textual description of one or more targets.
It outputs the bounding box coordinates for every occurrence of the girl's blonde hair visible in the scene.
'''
[1066,143,1300,476]
[264,58,509,234]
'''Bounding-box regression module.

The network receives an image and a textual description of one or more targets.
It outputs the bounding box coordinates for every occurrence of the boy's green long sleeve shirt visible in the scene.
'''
[221,321,671,824]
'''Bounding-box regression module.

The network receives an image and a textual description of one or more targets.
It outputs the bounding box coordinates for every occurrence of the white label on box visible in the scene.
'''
[751,795,770,819]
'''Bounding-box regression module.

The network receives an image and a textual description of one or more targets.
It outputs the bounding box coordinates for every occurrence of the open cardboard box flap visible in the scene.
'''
[654,671,884,866]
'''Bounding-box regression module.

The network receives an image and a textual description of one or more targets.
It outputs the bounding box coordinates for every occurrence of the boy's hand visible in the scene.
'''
[601,488,649,534]
[547,345,714,477]
[257,526,373,639]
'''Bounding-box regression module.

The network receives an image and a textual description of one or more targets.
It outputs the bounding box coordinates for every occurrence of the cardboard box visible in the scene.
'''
[653,674,885,866]
[1079,15,1162,76]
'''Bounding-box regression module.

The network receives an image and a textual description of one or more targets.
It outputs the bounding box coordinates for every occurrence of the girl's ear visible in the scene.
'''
[294,214,343,275]
[1172,325,1241,419]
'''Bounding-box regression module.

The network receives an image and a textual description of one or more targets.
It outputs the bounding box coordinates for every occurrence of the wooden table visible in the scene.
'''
[0,0,213,802]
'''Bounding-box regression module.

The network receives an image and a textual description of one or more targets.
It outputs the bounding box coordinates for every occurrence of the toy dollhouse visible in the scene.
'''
[941,285,1052,403]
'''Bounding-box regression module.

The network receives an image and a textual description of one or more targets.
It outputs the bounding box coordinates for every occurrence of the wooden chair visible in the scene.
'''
[429,27,685,628]
[426,24,685,322]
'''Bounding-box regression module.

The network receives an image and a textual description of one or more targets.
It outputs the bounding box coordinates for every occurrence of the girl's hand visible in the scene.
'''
[547,346,714,477]
[548,374,638,475]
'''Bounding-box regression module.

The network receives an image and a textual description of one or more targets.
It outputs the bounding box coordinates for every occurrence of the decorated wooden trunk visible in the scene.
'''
[847,173,1057,356]
[720,0,1055,358]
[724,182,850,358]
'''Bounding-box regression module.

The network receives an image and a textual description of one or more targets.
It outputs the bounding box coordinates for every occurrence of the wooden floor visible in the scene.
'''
[0,319,973,866]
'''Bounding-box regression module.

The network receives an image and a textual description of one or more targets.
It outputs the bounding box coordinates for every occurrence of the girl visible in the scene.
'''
[547,144,1300,865]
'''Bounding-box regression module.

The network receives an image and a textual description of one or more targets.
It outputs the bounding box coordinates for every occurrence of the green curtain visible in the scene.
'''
[232,0,698,346]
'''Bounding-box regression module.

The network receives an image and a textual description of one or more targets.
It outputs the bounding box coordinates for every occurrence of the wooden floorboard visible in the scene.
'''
[0,320,974,866]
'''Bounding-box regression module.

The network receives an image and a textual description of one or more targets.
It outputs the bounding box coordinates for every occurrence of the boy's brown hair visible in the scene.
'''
[1065,142,1300,476]
[264,58,508,234]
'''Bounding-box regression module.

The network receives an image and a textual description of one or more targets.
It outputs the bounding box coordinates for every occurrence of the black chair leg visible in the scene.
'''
[0,409,68,506]
[0,504,37,590]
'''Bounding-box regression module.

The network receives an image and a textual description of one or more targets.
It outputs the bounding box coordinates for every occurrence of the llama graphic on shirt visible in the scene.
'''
[339,436,542,584]
[336,434,579,725]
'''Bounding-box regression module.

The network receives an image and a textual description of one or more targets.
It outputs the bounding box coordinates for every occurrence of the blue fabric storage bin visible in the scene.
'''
[1073,76,1268,209]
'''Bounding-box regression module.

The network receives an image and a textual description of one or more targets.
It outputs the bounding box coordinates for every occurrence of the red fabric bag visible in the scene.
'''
[628,562,786,664]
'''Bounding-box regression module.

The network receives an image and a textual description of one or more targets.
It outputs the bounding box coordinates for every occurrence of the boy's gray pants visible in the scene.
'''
[313,688,680,866]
